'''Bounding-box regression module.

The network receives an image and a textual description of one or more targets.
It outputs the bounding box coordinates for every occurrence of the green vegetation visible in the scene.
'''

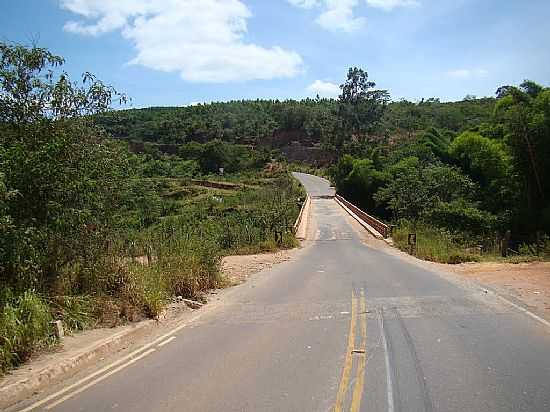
[330,75,550,262]
[1,40,549,372]
[0,43,302,373]
[392,223,481,264]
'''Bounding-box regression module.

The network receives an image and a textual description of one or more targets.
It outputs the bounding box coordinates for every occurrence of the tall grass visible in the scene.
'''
[392,222,480,264]
[0,291,54,373]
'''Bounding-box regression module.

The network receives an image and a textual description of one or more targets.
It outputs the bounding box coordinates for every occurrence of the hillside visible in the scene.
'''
[94,97,496,152]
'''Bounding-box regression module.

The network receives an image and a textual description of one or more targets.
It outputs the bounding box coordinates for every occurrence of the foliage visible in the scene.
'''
[178,140,269,174]
[0,42,128,294]
[336,67,390,148]
[392,223,480,264]
[0,290,53,373]
[330,155,386,215]
[494,81,550,234]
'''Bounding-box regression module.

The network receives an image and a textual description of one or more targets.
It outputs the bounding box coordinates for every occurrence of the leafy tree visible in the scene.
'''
[0,42,127,291]
[495,80,550,232]
[374,158,479,229]
[337,68,390,146]
[418,127,452,161]
[449,131,514,212]
[331,155,386,214]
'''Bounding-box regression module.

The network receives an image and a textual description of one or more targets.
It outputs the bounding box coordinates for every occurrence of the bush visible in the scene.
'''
[429,199,497,235]
[0,290,53,373]
[393,222,480,264]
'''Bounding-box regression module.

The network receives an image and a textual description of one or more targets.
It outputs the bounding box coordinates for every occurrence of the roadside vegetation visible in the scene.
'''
[327,72,550,264]
[1,40,549,373]
[0,43,302,373]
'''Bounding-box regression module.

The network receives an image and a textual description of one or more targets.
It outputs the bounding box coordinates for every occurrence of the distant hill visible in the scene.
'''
[94,97,496,150]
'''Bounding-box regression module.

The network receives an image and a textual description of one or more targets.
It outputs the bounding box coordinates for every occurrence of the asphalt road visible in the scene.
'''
[13,173,550,412]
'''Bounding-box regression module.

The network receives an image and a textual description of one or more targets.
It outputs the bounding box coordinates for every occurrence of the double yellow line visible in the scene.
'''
[334,288,368,412]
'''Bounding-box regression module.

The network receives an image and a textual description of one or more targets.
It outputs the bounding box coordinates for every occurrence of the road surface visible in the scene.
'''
[12,173,550,412]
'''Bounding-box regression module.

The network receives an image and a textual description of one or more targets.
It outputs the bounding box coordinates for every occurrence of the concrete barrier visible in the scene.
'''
[293,195,310,240]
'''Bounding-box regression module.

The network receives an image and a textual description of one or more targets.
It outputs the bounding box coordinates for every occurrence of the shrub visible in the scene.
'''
[0,290,53,373]
[393,222,480,264]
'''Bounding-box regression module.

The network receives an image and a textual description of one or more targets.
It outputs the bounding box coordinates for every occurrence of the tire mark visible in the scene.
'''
[379,308,400,412]
[395,311,434,412]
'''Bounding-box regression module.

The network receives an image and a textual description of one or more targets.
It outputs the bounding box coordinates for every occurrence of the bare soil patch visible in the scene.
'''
[446,261,550,316]
[221,249,297,285]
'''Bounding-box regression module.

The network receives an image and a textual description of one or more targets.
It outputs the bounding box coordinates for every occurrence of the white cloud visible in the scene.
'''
[316,0,366,32]
[61,0,304,83]
[287,0,319,8]
[447,68,489,78]
[365,0,419,11]
[307,80,341,97]
[287,0,419,32]
[286,0,364,32]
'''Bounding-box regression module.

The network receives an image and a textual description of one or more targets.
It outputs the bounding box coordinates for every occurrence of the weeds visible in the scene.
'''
[0,290,54,373]
[392,222,480,264]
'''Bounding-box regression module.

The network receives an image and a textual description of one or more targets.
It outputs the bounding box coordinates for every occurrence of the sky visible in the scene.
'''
[1,0,549,107]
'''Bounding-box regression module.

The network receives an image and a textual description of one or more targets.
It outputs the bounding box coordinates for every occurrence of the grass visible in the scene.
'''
[0,291,55,374]
[392,223,481,264]
[0,171,304,374]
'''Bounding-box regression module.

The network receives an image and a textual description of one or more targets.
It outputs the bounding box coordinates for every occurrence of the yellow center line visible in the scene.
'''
[334,290,357,412]
[350,288,367,412]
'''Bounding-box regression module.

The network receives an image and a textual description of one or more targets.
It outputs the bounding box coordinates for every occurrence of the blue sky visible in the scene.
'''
[1,0,549,107]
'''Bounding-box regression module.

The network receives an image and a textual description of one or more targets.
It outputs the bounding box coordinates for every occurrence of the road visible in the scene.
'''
[13,173,550,412]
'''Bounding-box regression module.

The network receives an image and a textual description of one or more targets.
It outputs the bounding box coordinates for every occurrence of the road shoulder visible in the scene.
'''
[341,208,550,323]
[1,241,309,411]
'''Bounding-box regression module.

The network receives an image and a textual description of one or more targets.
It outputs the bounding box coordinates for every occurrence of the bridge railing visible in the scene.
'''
[335,195,390,239]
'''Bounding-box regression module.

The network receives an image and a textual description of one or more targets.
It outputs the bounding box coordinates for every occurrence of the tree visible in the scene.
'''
[331,155,386,214]
[336,67,390,150]
[0,42,127,291]
[374,158,479,229]
[450,131,511,183]
[494,80,550,231]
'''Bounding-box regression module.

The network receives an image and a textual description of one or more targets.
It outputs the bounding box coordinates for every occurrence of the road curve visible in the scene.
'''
[12,173,550,412]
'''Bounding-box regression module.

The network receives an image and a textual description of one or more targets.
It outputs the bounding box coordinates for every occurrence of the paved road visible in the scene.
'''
[14,173,550,411]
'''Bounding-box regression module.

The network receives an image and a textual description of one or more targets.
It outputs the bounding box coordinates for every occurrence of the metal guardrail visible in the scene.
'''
[335,195,389,238]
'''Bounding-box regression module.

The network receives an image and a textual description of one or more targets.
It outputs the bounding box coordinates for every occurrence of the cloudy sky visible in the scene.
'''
[1,0,549,107]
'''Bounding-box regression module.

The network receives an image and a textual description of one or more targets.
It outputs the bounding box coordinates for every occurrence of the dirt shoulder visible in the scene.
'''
[221,248,299,285]
[342,208,550,320]
[445,261,550,316]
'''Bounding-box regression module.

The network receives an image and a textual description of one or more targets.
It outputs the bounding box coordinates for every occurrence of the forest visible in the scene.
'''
[95,70,550,262]
[1,42,549,373]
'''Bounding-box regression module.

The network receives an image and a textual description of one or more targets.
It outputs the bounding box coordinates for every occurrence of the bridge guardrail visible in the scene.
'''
[293,194,310,235]
[335,195,389,239]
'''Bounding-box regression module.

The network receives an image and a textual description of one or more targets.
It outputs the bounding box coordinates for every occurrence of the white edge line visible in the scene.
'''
[495,294,550,329]
[377,310,395,412]
[45,348,156,410]
[157,336,176,347]
[18,313,202,412]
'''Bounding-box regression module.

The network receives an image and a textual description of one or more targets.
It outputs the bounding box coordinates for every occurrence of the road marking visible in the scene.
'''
[17,313,202,412]
[45,349,156,410]
[495,294,550,329]
[334,290,357,412]
[350,288,367,412]
[378,310,395,412]
[157,336,176,347]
